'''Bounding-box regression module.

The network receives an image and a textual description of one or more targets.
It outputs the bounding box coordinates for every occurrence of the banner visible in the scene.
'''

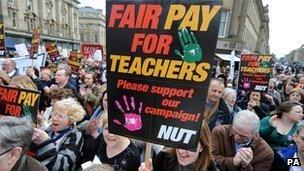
[0,16,5,56]
[0,85,41,124]
[15,43,30,56]
[68,51,82,74]
[81,44,103,59]
[0,54,47,75]
[239,54,272,92]
[45,42,60,63]
[106,0,222,149]
[30,28,41,59]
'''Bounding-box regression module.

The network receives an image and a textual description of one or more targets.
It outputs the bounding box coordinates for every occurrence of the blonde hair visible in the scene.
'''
[11,75,37,90]
[53,98,85,124]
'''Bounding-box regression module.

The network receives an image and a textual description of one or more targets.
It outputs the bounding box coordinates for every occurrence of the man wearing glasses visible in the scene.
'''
[0,116,47,171]
[211,110,274,171]
[1,59,20,78]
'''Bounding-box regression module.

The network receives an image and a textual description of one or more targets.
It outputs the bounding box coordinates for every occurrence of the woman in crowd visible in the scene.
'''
[31,98,85,170]
[94,114,141,171]
[260,100,303,150]
[10,75,37,90]
[79,71,103,116]
[280,81,296,102]
[288,88,304,103]
[79,90,108,164]
[139,121,218,171]
[37,88,75,130]
[0,69,11,85]
[237,91,273,119]
[259,101,303,171]
[27,67,54,110]
[268,80,282,104]
[209,87,241,130]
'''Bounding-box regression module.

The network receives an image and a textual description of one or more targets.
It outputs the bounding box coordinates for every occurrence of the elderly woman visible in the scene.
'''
[32,98,85,170]
[0,116,47,171]
[209,88,241,130]
[38,88,75,130]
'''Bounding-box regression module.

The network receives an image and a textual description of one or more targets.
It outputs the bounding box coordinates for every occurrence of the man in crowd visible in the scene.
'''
[204,79,225,122]
[0,116,47,171]
[2,59,20,78]
[212,110,274,171]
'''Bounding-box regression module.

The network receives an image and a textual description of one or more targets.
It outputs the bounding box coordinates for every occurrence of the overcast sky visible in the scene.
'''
[78,0,304,58]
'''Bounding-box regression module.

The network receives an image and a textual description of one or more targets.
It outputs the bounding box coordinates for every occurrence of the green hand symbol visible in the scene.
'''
[175,28,202,63]
[260,61,269,68]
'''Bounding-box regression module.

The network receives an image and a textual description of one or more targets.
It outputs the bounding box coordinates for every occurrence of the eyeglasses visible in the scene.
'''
[51,112,69,120]
[232,127,252,140]
[0,148,13,156]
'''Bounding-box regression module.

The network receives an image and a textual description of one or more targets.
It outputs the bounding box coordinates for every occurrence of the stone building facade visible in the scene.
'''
[216,0,270,60]
[0,0,80,57]
[79,6,106,46]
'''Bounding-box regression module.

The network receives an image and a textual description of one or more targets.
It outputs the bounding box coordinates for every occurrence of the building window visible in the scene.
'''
[46,1,53,19]
[8,0,15,5]
[12,12,17,27]
[74,13,78,27]
[27,0,32,11]
[80,33,84,41]
[218,10,229,38]
[62,9,67,24]
[95,34,98,43]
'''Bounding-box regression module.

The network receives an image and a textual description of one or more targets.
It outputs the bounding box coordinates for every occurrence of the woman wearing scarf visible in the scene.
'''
[32,98,85,170]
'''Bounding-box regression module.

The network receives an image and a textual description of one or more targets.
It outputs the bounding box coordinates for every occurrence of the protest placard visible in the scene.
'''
[30,28,41,59]
[68,51,82,74]
[239,54,272,92]
[45,42,60,63]
[106,0,222,149]
[0,17,4,54]
[0,85,41,124]
[81,44,103,59]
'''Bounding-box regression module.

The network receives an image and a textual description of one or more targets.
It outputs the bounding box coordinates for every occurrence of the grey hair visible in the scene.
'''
[222,88,236,101]
[0,116,33,155]
[232,110,260,133]
[57,64,72,76]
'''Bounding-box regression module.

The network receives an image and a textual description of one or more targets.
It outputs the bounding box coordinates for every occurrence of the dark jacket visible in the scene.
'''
[153,151,219,171]
[209,99,241,130]
[12,155,47,171]
[212,125,274,171]
[237,97,273,119]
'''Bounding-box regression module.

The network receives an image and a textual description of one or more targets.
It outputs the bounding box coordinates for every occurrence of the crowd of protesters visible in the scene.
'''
[1,57,304,171]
